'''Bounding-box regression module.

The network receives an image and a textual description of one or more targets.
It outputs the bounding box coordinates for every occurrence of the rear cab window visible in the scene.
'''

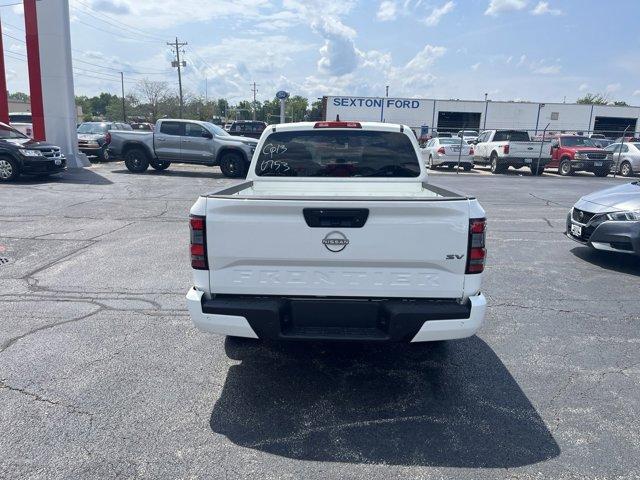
[159,121,184,136]
[255,129,421,178]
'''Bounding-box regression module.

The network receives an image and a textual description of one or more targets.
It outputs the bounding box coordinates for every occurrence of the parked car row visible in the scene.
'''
[420,129,631,177]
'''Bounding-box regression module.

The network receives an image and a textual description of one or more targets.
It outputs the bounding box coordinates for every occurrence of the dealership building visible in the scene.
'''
[322,96,640,138]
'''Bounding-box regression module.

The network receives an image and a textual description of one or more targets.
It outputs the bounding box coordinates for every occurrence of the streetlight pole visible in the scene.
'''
[534,103,545,136]
[386,85,389,97]
[120,72,126,122]
[483,93,489,130]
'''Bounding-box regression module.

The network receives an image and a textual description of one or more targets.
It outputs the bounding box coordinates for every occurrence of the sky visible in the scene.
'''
[1,0,639,105]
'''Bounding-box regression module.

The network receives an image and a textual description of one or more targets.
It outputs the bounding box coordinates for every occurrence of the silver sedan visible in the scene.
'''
[604,142,640,177]
[420,137,474,170]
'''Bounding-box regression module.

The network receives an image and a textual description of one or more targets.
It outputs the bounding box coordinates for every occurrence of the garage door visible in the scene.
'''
[593,116,637,137]
[437,112,481,133]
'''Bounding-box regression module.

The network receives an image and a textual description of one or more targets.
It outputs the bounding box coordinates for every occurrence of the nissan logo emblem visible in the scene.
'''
[322,231,349,252]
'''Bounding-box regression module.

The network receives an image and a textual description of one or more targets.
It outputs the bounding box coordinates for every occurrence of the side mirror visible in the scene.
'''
[202,131,213,139]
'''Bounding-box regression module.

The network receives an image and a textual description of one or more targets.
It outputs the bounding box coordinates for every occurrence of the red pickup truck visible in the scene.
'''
[549,135,613,177]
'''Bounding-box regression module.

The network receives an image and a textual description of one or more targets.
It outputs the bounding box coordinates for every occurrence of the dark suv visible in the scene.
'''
[226,121,267,139]
[0,122,66,182]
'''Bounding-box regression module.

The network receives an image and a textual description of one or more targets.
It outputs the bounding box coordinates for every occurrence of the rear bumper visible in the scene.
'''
[434,155,473,165]
[186,288,486,342]
[500,156,550,168]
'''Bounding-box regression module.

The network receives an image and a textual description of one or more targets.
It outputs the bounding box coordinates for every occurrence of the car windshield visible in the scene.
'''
[561,137,598,147]
[203,122,229,136]
[255,130,420,178]
[78,123,108,134]
[0,123,28,139]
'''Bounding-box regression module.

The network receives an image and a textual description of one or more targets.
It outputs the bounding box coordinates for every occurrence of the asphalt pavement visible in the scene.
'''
[1,162,639,479]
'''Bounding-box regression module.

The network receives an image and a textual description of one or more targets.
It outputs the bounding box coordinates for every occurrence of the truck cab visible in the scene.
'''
[549,135,613,177]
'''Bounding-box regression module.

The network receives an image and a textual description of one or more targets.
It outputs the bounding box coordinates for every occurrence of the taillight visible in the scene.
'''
[105,132,112,145]
[469,147,474,155]
[503,144,509,154]
[190,215,208,269]
[466,218,486,274]
[437,146,445,155]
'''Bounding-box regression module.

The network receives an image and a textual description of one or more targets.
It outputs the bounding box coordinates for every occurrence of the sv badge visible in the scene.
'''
[446,254,465,260]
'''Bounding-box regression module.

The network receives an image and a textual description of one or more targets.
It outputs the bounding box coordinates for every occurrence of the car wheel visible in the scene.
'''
[0,156,19,182]
[124,148,150,173]
[530,165,544,176]
[593,167,609,177]
[219,152,247,178]
[98,146,110,162]
[490,154,504,174]
[447,164,455,170]
[463,164,472,171]
[620,161,633,177]
[559,159,573,176]
[150,160,171,171]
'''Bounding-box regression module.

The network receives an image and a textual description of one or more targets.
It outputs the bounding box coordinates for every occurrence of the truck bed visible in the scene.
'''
[206,180,472,201]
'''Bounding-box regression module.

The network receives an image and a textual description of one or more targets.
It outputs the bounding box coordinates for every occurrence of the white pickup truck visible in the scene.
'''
[186,121,487,343]
[473,129,551,175]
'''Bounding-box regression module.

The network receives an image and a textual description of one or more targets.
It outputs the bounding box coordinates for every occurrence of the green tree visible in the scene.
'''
[9,92,30,103]
[576,93,608,105]
[612,100,628,106]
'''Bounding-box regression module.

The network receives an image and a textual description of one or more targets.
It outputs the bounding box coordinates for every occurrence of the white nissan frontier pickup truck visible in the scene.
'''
[186,121,487,343]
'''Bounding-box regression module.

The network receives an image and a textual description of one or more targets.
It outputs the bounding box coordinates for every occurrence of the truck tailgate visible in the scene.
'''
[205,198,470,299]
[508,142,550,158]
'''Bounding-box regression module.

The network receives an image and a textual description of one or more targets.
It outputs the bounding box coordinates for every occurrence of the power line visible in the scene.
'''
[70,17,161,44]
[73,0,167,42]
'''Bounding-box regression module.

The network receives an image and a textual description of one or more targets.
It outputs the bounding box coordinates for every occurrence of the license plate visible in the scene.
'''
[594,162,602,167]
[452,147,460,152]
[524,158,532,163]
[571,224,582,237]
[54,159,62,165]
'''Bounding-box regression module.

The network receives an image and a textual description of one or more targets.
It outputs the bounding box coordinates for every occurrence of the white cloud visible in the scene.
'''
[312,17,359,76]
[471,63,480,71]
[424,1,455,26]
[578,83,588,92]
[606,83,621,93]
[531,1,561,15]
[405,44,447,70]
[533,64,561,74]
[633,90,640,97]
[377,1,397,21]
[485,0,527,16]
[516,54,527,67]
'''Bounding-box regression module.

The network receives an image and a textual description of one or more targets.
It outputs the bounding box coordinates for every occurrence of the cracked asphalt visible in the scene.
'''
[1,162,639,479]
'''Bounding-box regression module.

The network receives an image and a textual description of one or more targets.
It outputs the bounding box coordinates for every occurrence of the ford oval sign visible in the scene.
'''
[276,90,289,100]
[322,231,349,252]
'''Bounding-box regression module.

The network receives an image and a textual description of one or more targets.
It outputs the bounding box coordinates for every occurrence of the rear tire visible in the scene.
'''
[150,160,171,171]
[428,156,437,169]
[98,146,110,162]
[124,148,150,173]
[0,156,19,182]
[219,152,247,178]
[620,161,633,177]
[530,165,545,176]
[490,154,505,174]
[559,159,573,176]
[593,167,609,177]
[463,164,472,171]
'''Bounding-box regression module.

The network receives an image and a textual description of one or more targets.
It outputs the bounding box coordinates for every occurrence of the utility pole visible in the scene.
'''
[251,82,258,121]
[385,85,389,97]
[120,72,126,122]
[205,78,208,103]
[168,37,187,118]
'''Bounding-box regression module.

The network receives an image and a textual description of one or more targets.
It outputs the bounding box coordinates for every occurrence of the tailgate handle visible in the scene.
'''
[303,209,369,228]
